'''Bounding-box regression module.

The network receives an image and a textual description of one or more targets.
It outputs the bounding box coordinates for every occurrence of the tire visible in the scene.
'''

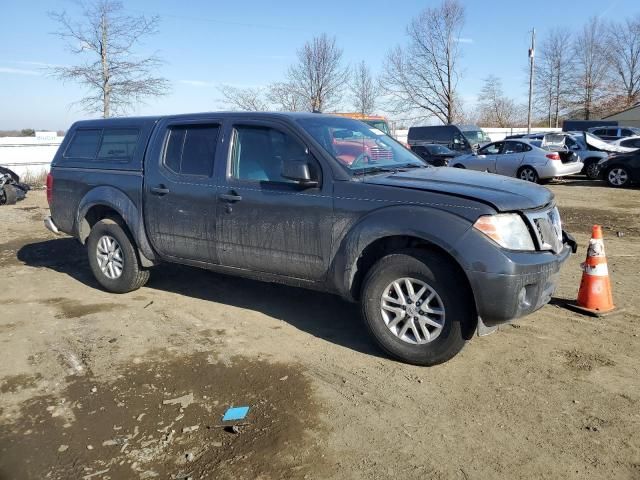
[606,166,630,188]
[584,160,601,180]
[453,164,465,169]
[87,218,150,293]
[517,166,539,183]
[361,249,472,366]
[1,185,18,205]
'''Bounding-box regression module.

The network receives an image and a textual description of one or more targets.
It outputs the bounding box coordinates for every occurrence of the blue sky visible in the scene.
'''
[0,0,637,130]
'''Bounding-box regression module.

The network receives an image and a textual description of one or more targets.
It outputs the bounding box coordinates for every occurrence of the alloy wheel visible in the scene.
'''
[608,168,628,186]
[96,235,124,279]
[380,277,445,345]
[519,168,538,182]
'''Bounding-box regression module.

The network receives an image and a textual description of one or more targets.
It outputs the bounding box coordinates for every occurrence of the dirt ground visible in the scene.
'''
[1,180,639,480]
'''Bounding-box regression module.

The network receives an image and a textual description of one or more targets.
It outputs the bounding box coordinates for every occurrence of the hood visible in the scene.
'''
[363,167,554,212]
[584,133,636,153]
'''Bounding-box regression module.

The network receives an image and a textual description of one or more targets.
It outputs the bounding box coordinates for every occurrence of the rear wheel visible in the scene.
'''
[87,218,150,293]
[606,166,630,188]
[361,250,472,366]
[517,166,539,183]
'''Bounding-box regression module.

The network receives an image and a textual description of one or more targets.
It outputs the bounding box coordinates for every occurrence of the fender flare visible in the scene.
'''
[328,205,475,300]
[76,186,157,266]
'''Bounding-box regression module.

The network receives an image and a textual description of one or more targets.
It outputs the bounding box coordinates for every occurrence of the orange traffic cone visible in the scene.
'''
[575,225,615,315]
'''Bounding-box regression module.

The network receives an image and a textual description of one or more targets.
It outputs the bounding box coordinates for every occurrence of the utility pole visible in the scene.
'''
[527,28,536,134]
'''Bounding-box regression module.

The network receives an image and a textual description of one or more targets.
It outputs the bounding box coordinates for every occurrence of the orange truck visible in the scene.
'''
[331,113,392,135]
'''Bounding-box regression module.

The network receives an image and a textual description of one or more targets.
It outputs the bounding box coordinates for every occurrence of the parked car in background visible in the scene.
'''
[504,132,551,140]
[562,119,617,132]
[332,113,392,135]
[597,151,640,188]
[538,132,608,179]
[611,136,640,149]
[587,126,640,141]
[410,143,458,166]
[408,124,491,154]
[451,139,582,183]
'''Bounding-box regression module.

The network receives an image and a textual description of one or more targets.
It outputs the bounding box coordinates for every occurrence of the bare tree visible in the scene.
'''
[266,82,305,111]
[535,29,573,127]
[477,76,522,127]
[49,0,169,118]
[607,15,640,108]
[350,61,378,115]
[286,34,349,112]
[571,17,610,119]
[380,0,465,124]
[218,85,269,111]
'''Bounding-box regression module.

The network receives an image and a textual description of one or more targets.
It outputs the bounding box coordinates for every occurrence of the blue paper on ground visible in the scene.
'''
[222,406,250,422]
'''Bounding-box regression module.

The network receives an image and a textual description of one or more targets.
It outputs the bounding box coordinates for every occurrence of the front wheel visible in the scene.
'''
[606,166,630,188]
[361,250,472,366]
[517,166,539,183]
[585,160,601,180]
[87,218,150,293]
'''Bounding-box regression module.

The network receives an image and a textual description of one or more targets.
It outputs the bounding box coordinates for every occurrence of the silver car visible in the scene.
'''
[451,139,583,183]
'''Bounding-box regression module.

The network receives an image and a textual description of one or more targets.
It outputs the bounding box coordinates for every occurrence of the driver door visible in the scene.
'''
[214,119,333,280]
[472,142,502,172]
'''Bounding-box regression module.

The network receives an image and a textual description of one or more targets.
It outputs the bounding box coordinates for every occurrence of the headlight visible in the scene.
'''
[473,214,535,250]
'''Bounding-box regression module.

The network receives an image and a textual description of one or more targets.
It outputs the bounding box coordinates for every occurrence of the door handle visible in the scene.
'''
[219,192,242,202]
[150,186,170,195]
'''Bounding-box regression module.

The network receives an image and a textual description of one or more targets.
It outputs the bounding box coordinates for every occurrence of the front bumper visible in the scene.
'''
[461,230,577,327]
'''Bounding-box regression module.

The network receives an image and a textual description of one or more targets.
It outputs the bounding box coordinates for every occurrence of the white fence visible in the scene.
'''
[0,133,63,179]
[394,127,562,144]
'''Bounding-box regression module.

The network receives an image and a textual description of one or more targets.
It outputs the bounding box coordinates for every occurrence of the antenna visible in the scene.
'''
[527,28,536,134]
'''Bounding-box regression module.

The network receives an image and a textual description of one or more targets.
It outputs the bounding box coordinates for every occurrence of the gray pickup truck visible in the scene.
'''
[45,112,576,365]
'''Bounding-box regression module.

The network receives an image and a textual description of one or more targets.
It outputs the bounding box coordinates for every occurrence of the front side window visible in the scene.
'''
[230,125,318,183]
[479,142,503,155]
[298,116,423,172]
[163,125,219,176]
[65,129,102,158]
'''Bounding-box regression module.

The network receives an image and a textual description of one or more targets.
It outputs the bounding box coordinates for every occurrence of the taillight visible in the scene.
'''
[46,173,53,205]
[545,153,561,161]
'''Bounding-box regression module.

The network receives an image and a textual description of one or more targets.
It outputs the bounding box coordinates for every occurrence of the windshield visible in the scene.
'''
[425,144,452,154]
[297,117,425,172]
[463,130,489,144]
[363,119,391,135]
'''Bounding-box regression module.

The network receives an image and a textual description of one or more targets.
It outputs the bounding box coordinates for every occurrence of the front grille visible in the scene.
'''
[526,206,563,253]
[370,146,393,160]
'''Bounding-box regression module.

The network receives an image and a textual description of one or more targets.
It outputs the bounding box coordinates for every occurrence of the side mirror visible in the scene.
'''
[281,159,319,187]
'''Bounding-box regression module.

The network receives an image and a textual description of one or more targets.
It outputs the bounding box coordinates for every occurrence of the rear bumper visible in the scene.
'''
[538,161,583,178]
[44,216,61,235]
[463,231,576,326]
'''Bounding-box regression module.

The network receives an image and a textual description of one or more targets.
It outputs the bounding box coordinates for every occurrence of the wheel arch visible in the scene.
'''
[76,186,157,266]
[329,206,479,338]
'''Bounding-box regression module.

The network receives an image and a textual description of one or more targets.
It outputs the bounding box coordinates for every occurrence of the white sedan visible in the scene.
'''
[450,139,583,183]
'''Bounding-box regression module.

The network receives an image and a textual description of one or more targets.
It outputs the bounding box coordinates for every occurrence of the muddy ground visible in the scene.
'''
[0,181,639,480]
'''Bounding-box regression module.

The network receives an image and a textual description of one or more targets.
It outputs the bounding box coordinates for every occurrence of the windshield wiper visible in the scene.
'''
[352,163,428,176]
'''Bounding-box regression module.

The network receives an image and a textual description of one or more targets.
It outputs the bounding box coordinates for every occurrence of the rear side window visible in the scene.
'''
[621,138,640,148]
[163,125,220,176]
[64,127,140,161]
[65,129,101,158]
[97,129,139,160]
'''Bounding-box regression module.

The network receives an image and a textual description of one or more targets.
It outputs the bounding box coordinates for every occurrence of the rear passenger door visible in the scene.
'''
[497,141,529,177]
[214,119,332,280]
[144,118,222,263]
